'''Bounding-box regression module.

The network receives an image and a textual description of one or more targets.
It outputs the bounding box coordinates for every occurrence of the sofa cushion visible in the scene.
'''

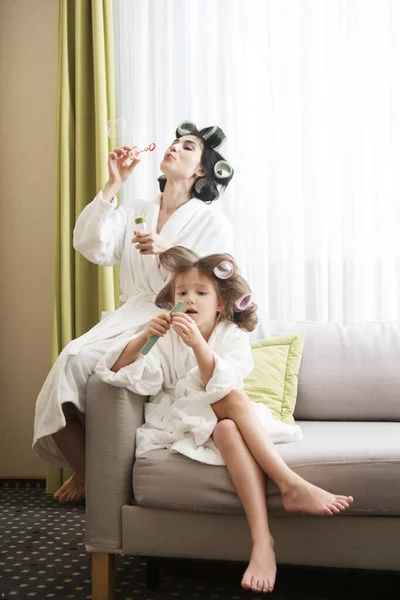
[261,321,400,421]
[133,421,400,516]
[244,334,305,425]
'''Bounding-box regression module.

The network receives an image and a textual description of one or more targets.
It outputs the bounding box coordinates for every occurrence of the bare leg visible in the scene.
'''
[52,403,85,503]
[212,390,354,516]
[213,420,276,594]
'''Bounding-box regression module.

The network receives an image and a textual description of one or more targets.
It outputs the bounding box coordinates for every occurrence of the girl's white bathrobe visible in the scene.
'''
[95,321,303,466]
[33,191,233,467]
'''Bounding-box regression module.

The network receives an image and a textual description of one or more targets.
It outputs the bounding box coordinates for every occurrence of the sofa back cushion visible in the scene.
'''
[261,321,400,421]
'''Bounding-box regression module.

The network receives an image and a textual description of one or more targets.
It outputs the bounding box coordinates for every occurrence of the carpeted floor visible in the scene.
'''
[0,483,399,599]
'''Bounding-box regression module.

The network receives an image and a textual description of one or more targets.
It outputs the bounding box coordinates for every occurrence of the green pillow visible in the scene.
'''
[244,334,305,426]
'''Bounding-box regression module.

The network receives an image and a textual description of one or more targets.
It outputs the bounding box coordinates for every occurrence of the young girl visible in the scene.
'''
[96,246,354,595]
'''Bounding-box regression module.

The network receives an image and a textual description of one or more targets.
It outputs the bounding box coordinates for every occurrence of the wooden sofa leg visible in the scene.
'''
[146,557,160,589]
[92,552,115,600]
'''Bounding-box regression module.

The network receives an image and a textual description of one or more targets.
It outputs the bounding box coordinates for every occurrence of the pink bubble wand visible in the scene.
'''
[129,143,156,160]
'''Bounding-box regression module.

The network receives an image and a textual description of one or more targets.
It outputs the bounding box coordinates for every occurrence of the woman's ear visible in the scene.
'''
[194,166,205,178]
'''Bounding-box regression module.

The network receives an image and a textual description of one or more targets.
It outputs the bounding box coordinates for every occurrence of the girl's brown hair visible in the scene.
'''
[155,246,258,332]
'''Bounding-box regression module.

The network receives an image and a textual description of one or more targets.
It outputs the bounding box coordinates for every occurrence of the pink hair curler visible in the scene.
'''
[234,293,253,312]
[213,259,235,280]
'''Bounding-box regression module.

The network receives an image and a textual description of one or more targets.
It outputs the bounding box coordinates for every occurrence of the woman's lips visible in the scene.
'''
[164,152,175,160]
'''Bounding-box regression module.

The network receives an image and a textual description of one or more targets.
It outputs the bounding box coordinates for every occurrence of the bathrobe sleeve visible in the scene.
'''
[95,335,164,396]
[187,323,254,405]
[73,190,129,266]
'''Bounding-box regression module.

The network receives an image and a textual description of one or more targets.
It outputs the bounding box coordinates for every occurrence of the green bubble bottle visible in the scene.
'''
[135,217,147,253]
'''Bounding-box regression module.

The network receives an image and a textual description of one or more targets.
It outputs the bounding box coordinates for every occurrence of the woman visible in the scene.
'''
[33,121,234,503]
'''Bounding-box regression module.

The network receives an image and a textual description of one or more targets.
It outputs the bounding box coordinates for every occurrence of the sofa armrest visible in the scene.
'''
[85,374,146,551]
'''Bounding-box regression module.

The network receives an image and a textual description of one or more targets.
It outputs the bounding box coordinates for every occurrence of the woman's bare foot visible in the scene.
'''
[241,539,277,594]
[53,472,85,503]
[281,477,353,516]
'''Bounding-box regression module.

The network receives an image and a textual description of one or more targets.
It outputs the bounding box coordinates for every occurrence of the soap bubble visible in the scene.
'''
[106,117,155,158]
[105,116,129,141]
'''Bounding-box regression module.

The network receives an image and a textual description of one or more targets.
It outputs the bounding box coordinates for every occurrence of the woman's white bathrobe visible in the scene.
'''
[95,321,303,466]
[33,191,234,467]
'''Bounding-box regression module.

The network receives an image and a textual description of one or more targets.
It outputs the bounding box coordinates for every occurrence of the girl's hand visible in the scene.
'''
[171,313,205,349]
[145,313,172,340]
[132,231,171,255]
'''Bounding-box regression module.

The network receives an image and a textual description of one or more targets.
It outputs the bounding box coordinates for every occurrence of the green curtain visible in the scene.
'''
[46,0,119,494]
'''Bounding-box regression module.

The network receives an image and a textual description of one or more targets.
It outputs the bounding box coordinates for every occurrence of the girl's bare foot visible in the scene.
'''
[241,539,277,594]
[282,477,353,516]
[53,472,85,503]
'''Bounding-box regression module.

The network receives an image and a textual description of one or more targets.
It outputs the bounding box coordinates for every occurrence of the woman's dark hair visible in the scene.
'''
[155,246,258,332]
[158,123,234,204]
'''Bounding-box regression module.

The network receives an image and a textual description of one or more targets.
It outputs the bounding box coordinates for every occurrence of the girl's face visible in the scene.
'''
[160,135,204,181]
[174,268,223,333]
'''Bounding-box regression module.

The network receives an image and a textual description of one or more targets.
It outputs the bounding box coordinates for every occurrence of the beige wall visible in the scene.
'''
[0,0,58,477]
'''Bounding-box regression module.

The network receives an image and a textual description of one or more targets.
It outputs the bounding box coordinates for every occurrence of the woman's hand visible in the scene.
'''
[102,146,141,201]
[108,146,141,185]
[132,231,171,255]
[145,313,172,340]
[171,313,205,349]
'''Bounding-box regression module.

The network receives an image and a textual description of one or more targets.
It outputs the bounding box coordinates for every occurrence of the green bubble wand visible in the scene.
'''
[141,301,185,356]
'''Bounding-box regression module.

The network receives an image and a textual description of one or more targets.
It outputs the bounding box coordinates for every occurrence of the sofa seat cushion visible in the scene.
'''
[133,421,400,516]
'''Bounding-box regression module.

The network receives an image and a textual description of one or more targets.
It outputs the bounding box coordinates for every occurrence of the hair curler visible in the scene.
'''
[213,259,235,280]
[234,294,253,312]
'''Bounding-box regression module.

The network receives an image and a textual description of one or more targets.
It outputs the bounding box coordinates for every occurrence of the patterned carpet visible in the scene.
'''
[0,482,399,600]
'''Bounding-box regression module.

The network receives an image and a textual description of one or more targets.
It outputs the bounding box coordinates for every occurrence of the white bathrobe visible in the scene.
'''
[33,191,234,467]
[96,321,303,466]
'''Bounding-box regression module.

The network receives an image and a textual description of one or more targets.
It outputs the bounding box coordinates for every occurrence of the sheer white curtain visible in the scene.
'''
[113,0,400,326]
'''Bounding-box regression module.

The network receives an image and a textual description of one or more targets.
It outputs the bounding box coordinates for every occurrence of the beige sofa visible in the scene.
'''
[84,321,400,600]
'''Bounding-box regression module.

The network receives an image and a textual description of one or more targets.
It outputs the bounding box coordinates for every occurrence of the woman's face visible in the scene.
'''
[160,135,204,181]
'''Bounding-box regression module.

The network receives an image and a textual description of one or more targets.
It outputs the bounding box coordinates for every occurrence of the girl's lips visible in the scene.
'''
[164,152,175,160]
[185,309,198,314]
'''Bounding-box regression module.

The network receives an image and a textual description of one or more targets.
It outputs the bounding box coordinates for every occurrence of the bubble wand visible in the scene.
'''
[141,301,185,356]
[128,143,156,160]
